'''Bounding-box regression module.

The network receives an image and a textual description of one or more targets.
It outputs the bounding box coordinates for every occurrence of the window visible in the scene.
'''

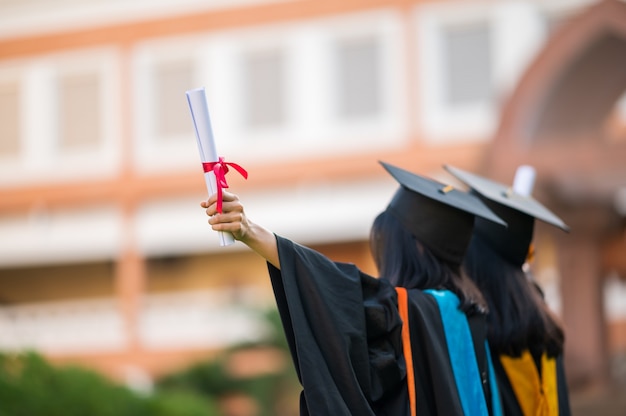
[132,35,204,173]
[335,36,381,118]
[416,5,497,141]
[241,49,285,128]
[154,59,195,139]
[0,81,20,157]
[0,48,120,186]
[442,22,493,106]
[57,72,101,150]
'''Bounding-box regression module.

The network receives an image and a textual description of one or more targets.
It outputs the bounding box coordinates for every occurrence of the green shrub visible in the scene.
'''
[156,308,300,416]
[147,390,220,416]
[0,351,220,416]
[0,307,297,416]
[0,351,145,416]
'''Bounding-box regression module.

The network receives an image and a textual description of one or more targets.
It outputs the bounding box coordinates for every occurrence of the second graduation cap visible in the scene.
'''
[444,164,569,267]
[380,161,506,265]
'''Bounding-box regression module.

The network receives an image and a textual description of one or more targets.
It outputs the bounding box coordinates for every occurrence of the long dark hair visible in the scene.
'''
[463,235,564,357]
[370,210,486,313]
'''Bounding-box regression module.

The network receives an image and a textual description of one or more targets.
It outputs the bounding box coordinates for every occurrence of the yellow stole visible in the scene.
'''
[500,350,558,416]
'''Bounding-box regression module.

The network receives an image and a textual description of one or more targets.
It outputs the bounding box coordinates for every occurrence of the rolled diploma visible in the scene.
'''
[186,87,235,246]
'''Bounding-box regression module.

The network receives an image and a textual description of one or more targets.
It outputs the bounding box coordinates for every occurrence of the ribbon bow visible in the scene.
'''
[202,157,248,213]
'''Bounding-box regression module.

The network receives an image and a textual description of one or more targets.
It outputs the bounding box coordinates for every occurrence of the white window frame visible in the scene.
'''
[320,10,408,153]
[213,9,408,161]
[0,48,121,187]
[0,64,22,167]
[133,34,207,174]
[204,23,306,161]
[415,2,497,142]
[414,0,597,143]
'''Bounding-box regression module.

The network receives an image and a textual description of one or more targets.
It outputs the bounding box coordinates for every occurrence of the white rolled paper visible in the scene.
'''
[186,87,235,246]
[512,165,536,197]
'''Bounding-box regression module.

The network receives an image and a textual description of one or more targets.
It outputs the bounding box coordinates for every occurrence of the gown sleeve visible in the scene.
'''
[267,235,407,415]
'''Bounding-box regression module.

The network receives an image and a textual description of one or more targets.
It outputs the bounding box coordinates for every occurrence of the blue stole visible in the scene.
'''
[424,289,502,416]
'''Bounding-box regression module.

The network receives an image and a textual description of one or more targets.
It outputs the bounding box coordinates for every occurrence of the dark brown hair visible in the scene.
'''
[370,210,487,314]
[463,235,564,356]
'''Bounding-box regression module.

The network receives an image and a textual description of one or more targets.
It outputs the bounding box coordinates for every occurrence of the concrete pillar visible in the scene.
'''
[115,247,146,353]
[555,204,614,391]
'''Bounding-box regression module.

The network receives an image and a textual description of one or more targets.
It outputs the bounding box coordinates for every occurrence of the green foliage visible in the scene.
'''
[0,351,219,416]
[147,390,220,416]
[156,307,301,416]
[158,357,238,396]
[0,351,143,416]
[0,307,299,416]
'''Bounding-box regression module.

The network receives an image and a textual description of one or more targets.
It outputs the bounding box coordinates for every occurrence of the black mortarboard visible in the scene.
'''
[444,164,569,267]
[380,161,506,265]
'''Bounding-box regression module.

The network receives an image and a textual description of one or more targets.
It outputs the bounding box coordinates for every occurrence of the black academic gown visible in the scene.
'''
[267,235,495,416]
[487,282,571,416]
[492,352,571,416]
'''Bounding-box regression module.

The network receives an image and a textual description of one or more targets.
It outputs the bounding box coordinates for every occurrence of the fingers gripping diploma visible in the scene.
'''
[200,191,281,269]
[203,191,247,240]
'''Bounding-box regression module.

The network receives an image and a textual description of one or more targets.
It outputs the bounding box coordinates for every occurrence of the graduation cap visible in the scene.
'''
[380,161,506,265]
[444,164,569,267]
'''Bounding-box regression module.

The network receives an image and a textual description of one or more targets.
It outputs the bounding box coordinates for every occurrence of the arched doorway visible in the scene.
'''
[485,0,626,391]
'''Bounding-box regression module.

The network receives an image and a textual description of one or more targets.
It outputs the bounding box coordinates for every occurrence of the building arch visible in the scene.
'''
[486,0,626,390]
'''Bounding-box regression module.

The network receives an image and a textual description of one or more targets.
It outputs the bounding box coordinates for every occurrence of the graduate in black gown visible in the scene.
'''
[444,165,572,416]
[202,161,506,416]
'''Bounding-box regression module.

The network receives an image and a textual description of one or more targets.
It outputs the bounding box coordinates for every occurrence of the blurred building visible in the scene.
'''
[0,0,625,400]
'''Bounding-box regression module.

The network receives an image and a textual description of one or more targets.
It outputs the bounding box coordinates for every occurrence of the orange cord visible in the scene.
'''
[395,287,416,416]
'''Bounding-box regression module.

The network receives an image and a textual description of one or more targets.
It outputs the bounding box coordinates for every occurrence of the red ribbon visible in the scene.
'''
[202,157,248,213]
